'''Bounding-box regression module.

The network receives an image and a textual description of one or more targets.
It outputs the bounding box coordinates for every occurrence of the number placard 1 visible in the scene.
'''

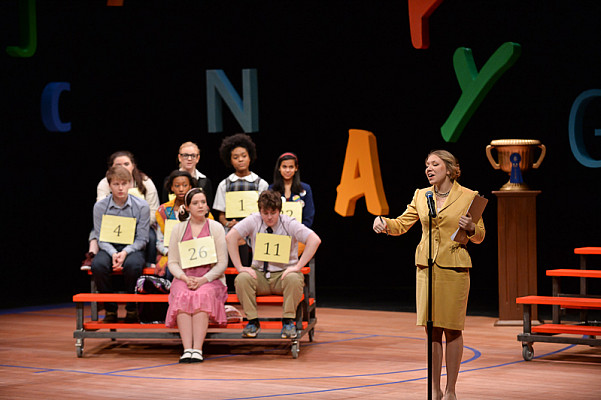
[178,236,218,269]
[225,191,259,219]
[281,202,303,223]
[163,219,180,248]
[99,215,137,245]
[254,233,291,264]
[128,187,145,199]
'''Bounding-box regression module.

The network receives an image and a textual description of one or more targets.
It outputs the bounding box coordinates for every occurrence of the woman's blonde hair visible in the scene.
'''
[426,150,461,181]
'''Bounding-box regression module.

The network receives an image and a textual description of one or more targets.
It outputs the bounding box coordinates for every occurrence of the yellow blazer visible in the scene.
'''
[384,181,485,268]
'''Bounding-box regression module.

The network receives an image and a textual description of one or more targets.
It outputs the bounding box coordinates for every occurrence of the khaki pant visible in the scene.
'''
[234,269,304,320]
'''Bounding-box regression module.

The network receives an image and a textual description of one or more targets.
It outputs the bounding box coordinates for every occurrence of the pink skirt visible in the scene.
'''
[165,266,228,328]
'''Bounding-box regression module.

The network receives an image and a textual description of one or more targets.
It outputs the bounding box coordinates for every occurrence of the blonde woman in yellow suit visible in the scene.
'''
[373,150,485,400]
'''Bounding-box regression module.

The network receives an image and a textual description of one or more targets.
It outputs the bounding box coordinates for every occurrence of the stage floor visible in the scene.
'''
[1,304,600,399]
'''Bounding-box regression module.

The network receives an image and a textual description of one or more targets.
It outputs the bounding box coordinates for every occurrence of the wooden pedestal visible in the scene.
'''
[493,190,541,325]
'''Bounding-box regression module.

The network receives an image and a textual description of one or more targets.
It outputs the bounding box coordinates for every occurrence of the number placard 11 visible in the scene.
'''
[178,236,218,269]
[225,191,259,219]
[254,232,291,264]
[281,201,302,223]
[164,219,180,248]
[99,215,136,245]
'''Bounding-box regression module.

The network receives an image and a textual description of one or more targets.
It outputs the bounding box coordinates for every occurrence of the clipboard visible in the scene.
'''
[451,194,488,244]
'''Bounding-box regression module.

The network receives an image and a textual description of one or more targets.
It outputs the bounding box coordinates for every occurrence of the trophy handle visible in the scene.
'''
[532,144,546,169]
[485,145,500,169]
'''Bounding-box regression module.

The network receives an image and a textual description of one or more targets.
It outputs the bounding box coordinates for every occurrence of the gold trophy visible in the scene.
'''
[486,139,546,191]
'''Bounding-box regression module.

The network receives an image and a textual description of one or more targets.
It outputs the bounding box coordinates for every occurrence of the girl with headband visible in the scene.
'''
[166,187,228,363]
[270,152,315,228]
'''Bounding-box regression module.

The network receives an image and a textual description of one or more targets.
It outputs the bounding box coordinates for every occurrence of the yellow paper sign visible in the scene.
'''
[164,219,180,248]
[254,232,291,264]
[225,191,259,219]
[128,187,144,199]
[178,236,218,269]
[281,201,303,223]
[99,215,136,245]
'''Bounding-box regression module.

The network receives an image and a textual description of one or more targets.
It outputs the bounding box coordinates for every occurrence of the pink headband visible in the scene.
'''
[278,152,298,161]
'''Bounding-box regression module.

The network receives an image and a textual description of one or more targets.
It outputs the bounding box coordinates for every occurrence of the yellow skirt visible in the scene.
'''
[416,264,470,331]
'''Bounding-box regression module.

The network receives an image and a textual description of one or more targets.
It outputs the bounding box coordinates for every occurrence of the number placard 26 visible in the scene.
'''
[178,236,218,269]
[254,232,291,264]
[225,191,259,219]
[99,214,136,245]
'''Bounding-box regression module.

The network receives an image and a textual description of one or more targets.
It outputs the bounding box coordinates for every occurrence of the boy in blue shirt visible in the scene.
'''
[91,165,150,323]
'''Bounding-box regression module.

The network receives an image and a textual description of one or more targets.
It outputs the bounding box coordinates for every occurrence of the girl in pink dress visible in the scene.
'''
[165,188,228,363]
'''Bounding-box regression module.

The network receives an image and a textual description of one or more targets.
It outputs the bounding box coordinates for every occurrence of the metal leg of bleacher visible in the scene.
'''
[90,277,98,321]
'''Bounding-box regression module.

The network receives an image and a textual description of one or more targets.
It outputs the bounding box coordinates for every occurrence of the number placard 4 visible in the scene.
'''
[225,191,259,219]
[281,201,303,223]
[178,236,218,269]
[99,215,136,245]
[254,232,291,264]
[163,219,180,248]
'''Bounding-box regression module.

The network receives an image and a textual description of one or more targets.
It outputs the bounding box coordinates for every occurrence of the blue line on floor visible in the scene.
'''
[216,345,577,400]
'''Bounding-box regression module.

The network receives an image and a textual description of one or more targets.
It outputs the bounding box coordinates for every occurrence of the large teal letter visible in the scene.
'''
[6,0,37,58]
[568,89,601,168]
[441,42,521,142]
[206,69,259,133]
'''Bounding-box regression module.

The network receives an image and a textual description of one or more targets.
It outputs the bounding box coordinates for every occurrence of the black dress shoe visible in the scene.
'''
[124,311,139,323]
[103,312,118,323]
[179,350,193,363]
[189,350,203,363]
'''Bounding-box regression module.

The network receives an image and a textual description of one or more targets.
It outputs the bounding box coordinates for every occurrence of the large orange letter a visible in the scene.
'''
[335,129,389,216]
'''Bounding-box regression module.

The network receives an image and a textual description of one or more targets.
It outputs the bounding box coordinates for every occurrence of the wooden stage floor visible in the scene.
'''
[1,304,600,399]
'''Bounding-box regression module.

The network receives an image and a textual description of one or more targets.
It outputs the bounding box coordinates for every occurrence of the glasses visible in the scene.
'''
[180,153,199,159]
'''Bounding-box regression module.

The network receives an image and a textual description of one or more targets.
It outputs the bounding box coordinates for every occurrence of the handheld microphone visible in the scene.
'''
[425,191,437,218]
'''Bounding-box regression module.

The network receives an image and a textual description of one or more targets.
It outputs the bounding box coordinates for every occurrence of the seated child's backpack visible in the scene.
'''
[135,275,171,323]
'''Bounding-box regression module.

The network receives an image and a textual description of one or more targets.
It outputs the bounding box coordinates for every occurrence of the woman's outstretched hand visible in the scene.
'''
[373,217,387,234]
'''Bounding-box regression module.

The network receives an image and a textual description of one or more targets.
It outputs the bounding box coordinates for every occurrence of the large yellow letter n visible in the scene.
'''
[335,129,389,216]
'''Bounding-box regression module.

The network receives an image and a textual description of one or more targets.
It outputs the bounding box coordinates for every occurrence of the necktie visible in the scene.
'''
[264,227,273,277]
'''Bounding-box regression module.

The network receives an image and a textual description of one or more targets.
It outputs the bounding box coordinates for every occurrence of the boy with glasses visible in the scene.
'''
[160,141,213,205]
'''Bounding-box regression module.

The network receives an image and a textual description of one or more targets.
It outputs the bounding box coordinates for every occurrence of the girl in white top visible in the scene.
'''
[96,151,159,221]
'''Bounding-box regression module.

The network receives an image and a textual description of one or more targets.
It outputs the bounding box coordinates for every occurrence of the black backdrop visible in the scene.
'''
[1,1,600,312]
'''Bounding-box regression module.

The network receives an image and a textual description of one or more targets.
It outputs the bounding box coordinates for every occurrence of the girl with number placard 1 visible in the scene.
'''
[212,133,269,265]
[269,152,315,228]
[165,188,228,363]
[212,133,269,228]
